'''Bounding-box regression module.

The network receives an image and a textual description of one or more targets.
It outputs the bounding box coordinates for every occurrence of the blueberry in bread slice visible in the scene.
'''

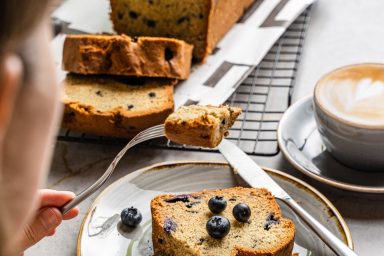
[164,105,242,148]
[151,187,295,256]
[62,34,193,80]
[62,74,175,138]
[110,0,255,61]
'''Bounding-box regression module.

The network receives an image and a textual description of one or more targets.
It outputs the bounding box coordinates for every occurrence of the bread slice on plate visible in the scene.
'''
[110,0,255,61]
[62,74,175,138]
[62,34,193,80]
[164,105,242,148]
[151,187,295,256]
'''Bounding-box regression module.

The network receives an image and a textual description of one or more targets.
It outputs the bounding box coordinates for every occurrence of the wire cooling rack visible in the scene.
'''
[58,7,312,156]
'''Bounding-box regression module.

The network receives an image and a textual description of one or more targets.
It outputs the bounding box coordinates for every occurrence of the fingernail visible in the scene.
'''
[40,208,61,230]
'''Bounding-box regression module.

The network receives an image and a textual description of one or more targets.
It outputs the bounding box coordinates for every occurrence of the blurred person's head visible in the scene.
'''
[0,1,62,255]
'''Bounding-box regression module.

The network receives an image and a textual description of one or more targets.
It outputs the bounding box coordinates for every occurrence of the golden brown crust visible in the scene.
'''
[62,34,193,80]
[205,0,255,60]
[164,105,242,148]
[165,114,220,148]
[151,187,295,256]
[62,74,175,138]
[62,103,173,138]
[109,0,255,62]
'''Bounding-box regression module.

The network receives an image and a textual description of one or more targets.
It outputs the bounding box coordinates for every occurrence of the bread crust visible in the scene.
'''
[62,75,176,138]
[109,0,255,62]
[205,0,255,60]
[151,187,295,256]
[164,105,242,148]
[63,34,193,80]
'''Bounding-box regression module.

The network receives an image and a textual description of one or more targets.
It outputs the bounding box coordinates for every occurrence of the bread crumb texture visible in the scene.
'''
[110,0,255,61]
[165,105,242,148]
[62,74,175,138]
[151,187,295,256]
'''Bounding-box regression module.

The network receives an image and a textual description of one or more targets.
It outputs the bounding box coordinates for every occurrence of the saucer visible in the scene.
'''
[278,95,384,193]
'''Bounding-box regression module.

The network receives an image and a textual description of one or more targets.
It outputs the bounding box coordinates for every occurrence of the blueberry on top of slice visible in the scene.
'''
[233,203,251,223]
[206,216,231,239]
[208,196,227,214]
[121,207,142,227]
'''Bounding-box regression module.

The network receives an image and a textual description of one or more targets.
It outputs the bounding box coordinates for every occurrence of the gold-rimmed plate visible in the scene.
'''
[77,161,353,255]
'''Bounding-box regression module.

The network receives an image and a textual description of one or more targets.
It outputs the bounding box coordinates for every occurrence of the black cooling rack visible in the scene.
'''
[58,8,312,156]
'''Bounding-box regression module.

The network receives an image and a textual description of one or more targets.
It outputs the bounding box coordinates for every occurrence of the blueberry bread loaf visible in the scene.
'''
[62,74,175,138]
[110,0,255,61]
[164,105,242,148]
[151,187,295,256]
[62,34,193,80]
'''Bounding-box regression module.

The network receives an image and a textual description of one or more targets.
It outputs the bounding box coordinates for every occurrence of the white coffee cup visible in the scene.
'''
[313,63,384,171]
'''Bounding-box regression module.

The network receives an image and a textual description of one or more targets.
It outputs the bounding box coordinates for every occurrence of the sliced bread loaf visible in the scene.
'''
[62,74,175,138]
[151,187,295,256]
[110,0,255,61]
[164,105,242,148]
[62,34,193,80]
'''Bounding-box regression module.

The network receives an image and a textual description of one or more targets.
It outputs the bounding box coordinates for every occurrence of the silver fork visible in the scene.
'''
[61,124,165,214]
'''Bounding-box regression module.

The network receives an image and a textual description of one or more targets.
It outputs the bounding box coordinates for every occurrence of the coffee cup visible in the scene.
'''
[313,63,384,172]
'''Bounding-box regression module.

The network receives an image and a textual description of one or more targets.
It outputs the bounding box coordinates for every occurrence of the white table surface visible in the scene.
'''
[27,0,384,255]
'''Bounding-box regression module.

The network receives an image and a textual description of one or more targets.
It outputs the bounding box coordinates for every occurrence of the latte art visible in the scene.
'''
[315,65,384,127]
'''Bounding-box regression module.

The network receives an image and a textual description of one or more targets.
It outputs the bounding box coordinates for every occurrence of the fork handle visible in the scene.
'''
[60,125,165,215]
[60,143,129,215]
[60,162,117,215]
[61,190,88,215]
[280,197,358,256]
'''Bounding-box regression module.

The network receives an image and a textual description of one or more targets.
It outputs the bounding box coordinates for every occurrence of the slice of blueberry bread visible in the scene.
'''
[110,0,255,61]
[62,74,175,138]
[63,34,193,80]
[164,105,242,148]
[151,187,295,256]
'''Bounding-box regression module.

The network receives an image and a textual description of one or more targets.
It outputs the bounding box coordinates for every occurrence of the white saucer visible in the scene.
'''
[278,95,384,193]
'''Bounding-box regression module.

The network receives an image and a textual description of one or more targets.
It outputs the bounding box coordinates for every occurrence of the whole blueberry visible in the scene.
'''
[233,203,251,222]
[121,207,142,227]
[208,196,227,214]
[206,216,231,239]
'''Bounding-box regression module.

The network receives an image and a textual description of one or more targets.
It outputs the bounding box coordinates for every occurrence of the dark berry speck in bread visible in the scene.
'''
[151,187,295,256]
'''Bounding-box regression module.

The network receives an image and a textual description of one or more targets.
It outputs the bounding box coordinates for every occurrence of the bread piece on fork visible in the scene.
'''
[164,105,241,148]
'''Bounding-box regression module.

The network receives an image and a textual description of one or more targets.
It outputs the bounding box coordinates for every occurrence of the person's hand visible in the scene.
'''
[19,189,80,253]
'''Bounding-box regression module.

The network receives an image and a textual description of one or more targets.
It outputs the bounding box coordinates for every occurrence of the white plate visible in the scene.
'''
[77,161,353,255]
